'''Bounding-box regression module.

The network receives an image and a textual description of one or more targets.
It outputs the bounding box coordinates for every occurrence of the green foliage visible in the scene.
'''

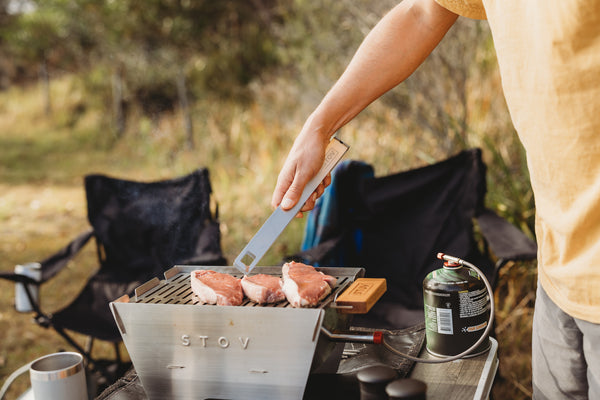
[2,0,285,114]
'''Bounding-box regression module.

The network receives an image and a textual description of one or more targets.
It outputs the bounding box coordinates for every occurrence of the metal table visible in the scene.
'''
[95,337,498,400]
[411,337,498,400]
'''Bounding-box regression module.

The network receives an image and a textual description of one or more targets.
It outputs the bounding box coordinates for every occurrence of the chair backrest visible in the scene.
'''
[296,149,493,311]
[85,168,226,283]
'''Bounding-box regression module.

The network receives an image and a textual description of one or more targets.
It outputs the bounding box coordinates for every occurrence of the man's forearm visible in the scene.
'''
[309,0,458,138]
[271,0,458,211]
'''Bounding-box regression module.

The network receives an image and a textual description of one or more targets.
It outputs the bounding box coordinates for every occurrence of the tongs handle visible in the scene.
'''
[233,137,349,274]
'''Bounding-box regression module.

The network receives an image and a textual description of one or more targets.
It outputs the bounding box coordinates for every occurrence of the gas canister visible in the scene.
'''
[423,256,491,357]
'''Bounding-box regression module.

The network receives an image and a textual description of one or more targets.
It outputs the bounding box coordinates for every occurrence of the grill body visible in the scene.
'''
[110,265,364,400]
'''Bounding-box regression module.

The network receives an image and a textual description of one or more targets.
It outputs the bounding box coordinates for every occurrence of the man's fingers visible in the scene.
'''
[271,184,287,209]
[271,163,301,209]
[290,177,330,215]
[300,192,318,213]
[279,177,307,210]
[323,173,332,188]
[315,180,328,198]
[272,155,331,212]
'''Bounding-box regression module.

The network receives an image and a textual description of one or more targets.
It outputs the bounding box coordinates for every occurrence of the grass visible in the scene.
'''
[0,63,536,399]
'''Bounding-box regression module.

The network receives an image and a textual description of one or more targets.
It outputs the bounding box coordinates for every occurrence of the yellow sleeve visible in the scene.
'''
[434,0,487,20]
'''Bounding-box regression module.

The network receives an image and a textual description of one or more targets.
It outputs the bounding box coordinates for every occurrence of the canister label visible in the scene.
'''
[424,304,454,334]
[459,287,488,318]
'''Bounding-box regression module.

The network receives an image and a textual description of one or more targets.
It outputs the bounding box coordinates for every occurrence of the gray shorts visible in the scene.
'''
[532,283,600,399]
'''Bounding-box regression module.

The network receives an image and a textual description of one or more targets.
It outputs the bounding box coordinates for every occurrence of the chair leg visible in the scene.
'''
[85,336,95,355]
[51,326,114,383]
[114,342,121,364]
[53,326,92,360]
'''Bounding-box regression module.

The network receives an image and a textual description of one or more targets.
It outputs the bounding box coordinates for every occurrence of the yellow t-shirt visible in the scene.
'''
[435,0,600,323]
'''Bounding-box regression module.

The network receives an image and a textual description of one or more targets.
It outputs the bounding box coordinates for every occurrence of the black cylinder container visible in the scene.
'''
[422,261,490,357]
[357,365,398,400]
[386,378,427,399]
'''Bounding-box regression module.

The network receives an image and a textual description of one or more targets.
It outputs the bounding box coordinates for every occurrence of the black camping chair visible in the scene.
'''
[291,148,537,329]
[0,168,227,387]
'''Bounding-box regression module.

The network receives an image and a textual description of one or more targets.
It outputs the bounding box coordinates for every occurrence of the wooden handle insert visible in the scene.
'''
[336,278,386,314]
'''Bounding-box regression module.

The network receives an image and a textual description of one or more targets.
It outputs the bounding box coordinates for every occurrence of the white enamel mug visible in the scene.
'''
[29,352,87,400]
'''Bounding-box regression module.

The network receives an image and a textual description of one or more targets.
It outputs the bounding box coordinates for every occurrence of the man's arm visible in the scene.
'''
[271,0,458,212]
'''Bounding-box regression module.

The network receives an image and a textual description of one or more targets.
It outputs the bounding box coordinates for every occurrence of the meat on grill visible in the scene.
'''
[282,261,337,307]
[241,274,285,304]
[190,270,243,306]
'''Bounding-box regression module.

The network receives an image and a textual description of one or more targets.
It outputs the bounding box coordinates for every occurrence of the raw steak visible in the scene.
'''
[282,262,337,307]
[190,270,243,306]
[241,274,285,304]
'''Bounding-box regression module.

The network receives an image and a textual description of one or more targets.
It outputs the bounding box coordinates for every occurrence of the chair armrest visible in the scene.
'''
[2,230,95,284]
[476,208,537,262]
[0,269,43,313]
[1,230,94,314]
[38,229,94,283]
[0,271,39,284]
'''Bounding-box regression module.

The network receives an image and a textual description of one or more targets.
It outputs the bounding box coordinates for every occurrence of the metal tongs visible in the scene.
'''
[233,137,349,275]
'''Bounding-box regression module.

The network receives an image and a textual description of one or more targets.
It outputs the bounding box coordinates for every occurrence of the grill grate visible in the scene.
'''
[133,270,354,309]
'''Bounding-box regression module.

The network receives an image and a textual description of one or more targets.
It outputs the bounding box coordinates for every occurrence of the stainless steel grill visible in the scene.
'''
[110,265,364,400]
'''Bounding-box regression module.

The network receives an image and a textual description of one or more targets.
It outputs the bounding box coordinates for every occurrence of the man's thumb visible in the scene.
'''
[280,183,304,210]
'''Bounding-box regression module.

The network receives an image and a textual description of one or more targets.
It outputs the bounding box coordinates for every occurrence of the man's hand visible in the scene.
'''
[271,128,331,216]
